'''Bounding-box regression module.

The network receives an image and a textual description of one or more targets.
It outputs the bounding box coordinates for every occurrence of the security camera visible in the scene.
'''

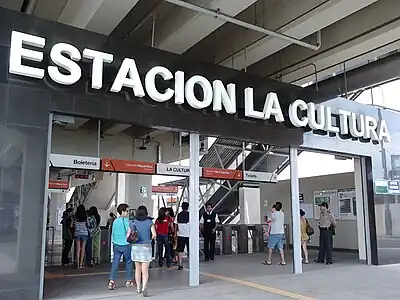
[52,120,64,126]
[199,142,205,152]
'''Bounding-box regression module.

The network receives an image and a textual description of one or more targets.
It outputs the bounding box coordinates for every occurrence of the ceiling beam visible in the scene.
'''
[157,0,258,54]
[103,123,132,135]
[58,0,140,35]
[217,0,377,70]
[64,117,89,130]
[249,0,400,87]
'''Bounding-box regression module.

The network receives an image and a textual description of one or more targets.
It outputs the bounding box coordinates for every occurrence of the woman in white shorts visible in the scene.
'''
[129,206,156,297]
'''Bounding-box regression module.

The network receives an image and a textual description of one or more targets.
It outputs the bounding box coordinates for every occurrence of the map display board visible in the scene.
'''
[338,188,357,220]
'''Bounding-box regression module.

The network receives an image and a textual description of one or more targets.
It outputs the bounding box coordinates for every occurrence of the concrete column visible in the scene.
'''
[289,147,302,274]
[239,185,261,224]
[189,133,200,287]
[124,174,153,214]
[354,158,367,263]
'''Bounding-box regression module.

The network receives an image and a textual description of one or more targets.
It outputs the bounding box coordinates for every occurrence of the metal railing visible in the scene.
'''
[45,226,55,267]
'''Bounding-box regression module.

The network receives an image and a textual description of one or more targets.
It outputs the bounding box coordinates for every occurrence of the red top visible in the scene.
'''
[155,217,170,236]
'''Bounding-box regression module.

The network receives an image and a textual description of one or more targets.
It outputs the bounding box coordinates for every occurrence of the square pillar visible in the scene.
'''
[290,147,302,274]
[239,185,261,224]
[189,133,200,286]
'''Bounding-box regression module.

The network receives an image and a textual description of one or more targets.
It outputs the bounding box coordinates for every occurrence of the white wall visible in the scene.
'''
[51,128,189,163]
[260,172,359,250]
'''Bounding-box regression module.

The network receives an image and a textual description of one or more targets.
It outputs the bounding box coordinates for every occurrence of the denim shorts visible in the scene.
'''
[268,234,284,250]
[75,235,89,241]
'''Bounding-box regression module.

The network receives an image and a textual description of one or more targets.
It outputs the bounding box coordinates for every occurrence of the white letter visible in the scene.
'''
[244,87,263,119]
[212,80,236,114]
[263,92,284,122]
[323,106,339,134]
[48,43,82,85]
[307,102,325,130]
[145,66,174,102]
[82,49,113,89]
[378,119,391,143]
[185,75,213,109]
[363,115,379,141]
[349,113,365,138]
[175,71,185,104]
[338,109,351,135]
[289,99,308,127]
[110,58,145,97]
[9,31,45,79]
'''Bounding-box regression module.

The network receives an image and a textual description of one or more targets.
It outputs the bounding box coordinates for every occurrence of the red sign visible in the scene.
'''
[49,180,69,190]
[152,186,179,194]
[75,174,89,179]
[101,159,156,174]
[202,168,243,180]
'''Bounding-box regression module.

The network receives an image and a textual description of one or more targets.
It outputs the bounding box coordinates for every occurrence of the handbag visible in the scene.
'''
[123,219,138,244]
[305,219,315,236]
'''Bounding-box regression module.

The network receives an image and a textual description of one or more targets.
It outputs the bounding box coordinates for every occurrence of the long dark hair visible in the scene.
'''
[136,205,148,221]
[75,204,87,222]
[89,206,101,225]
[157,207,167,222]
[166,207,175,218]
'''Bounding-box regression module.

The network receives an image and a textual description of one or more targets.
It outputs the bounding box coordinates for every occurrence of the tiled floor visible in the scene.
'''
[44,251,400,300]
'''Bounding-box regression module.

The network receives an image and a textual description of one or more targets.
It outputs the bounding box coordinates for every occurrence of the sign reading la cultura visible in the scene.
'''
[8,31,390,143]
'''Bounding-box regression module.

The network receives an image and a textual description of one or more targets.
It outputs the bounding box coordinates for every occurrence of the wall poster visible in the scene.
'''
[313,190,338,220]
[338,188,357,220]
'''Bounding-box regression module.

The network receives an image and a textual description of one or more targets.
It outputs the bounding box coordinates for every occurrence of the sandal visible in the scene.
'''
[125,280,134,288]
[142,289,149,297]
[280,262,287,266]
[262,261,272,265]
[108,280,116,290]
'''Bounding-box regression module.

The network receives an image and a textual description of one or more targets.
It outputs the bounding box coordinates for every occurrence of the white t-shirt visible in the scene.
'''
[269,211,284,235]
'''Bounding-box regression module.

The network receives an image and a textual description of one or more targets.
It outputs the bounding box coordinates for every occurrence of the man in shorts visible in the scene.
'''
[175,202,189,270]
[263,202,286,265]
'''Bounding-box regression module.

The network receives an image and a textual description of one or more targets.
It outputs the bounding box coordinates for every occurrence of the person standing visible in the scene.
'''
[200,202,219,261]
[300,209,310,264]
[130,206,156,297]
[61,208,74,266]
[155,207,173,268]
[89,206,101,264]
[315,202,336,265]
[263,202,286,266]
[72,204,89,269]
[176,202,189,270]
[108,203,134,290]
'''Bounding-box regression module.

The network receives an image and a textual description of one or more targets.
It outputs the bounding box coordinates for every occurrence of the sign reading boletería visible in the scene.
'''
[8,31,391,143]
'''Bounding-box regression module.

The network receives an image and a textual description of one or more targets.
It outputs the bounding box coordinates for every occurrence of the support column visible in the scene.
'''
[239,185,261,224]
[189,133,200,286]
[289,147,302,274]
[354,158,367,263]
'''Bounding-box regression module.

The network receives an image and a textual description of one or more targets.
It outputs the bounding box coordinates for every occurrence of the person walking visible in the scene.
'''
[263,202,286,266]
[108,203,134,290]
[200,202,219,261]
[315,202,336,265]
[176,202,189,270]
[130,206,156,297]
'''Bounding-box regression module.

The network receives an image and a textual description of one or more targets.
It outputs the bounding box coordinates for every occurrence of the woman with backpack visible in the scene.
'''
[130,205,156,297]
[300,209,313,264]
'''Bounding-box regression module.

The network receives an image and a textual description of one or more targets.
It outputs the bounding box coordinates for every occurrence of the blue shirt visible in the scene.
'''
[112,217,130,246]
[133,219,153,245]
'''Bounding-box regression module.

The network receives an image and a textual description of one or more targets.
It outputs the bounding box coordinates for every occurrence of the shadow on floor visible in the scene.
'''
[44,250,360,299]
